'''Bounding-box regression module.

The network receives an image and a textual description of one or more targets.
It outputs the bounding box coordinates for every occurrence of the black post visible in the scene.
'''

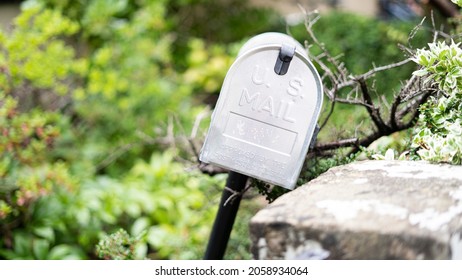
[204,171,248,260]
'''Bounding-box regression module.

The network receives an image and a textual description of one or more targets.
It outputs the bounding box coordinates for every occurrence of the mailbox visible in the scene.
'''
[200,33,323,190]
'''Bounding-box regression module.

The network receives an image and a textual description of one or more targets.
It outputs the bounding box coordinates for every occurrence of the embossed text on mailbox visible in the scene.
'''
[200,33,323,190]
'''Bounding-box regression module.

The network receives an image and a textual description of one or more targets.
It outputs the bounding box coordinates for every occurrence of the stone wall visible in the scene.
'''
[250,160,462,259]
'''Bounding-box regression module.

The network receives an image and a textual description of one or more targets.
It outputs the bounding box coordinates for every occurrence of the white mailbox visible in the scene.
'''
[200,33,323,190]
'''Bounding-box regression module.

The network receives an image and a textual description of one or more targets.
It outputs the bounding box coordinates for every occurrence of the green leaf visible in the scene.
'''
[13,233,32,258]
[413,69,428,77]
[147,226,169,248]
[48,245,84,260]
[0,248,22,260]
[76,208,91,226]
[384,149,395,160]
[452,0,462,8]
[131,217,150,237]
[33,227,55,243]
[32,239,50,260]
[134,243,148,260]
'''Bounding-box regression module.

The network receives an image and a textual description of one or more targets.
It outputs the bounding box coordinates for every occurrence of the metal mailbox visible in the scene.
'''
[200,33,323,190]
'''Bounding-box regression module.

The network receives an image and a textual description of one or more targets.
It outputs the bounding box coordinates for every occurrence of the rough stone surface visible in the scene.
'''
[250,160,462,260]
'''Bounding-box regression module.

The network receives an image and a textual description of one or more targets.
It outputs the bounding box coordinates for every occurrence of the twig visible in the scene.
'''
[408,17,427,49]
[358,58,412,81]
[96,142,136,171]
[319,100,335,131]
[190,107,210,139]
[223,184,251,207]
[397,89,433,119]
[391,75,420,128]
[314,138,359,151]
[356,77,389,133]
[188,107,210,162]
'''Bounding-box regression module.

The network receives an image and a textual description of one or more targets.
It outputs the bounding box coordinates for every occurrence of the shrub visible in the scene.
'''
[0,1,228,260]
[0,7,83,259]
[411,41,462,164]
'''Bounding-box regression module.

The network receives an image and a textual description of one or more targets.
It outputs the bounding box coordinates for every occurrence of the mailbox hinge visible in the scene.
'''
[274,44,295,75]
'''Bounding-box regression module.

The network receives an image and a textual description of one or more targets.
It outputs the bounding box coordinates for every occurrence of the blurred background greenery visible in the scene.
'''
[0,0,445,259]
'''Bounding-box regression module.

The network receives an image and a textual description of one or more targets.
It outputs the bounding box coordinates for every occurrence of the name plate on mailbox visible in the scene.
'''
[200,33,323,190]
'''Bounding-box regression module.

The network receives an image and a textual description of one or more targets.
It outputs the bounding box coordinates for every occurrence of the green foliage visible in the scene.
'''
[96,229,139,260]
[24,0,255,176]
[1,147,224,259]
[0,8,84,260]
[0,93,83,260]
[80,152,223,260]
[413,41,462,92]
[183,39,238,97]
[0,10,87,245]
[118,152,224,259]
[291,12,428,95]
[0,92,68,220]
[369,148,411,161]
[0,5,85,102]
[168,0,283,44]
[1,0,254,260]
[412,41,462,164]
[61,0,196,176]
[0,233,85,260]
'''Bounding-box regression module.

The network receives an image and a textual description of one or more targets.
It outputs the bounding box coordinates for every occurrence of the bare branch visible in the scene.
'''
[402,91,432,128]
[190,107,210,139]
[390,94,402,130]
[358,58,413,81]
[333,97,372,108]
[356,77,389,133]
[314,138,359,151]
[303,9,348,85]
[319,101,335,131]
[398,89,434,123]
[390,75,419,129]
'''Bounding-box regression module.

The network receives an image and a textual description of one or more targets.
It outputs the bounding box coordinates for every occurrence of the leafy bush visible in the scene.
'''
[0,7,83,259]
[411,41,462,164]
[52,0,198,176]
[1,147,225,259]
[0,1,231,259]
[369,2,462,165]
[0,93,83,259]
[409,0,462,165]
[2,0,271,260]
[96,229,139,260]
[24,0,272,176]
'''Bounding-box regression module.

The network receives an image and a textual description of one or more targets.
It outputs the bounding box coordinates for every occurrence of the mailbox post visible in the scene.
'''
[201,33,323,259]
[203,171,248,260]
